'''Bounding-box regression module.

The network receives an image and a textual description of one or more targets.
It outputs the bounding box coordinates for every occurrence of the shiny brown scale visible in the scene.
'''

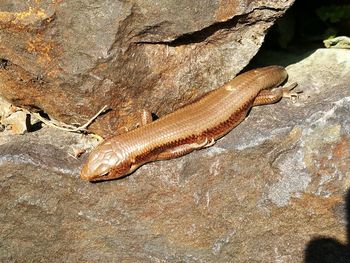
[81,66,294,182]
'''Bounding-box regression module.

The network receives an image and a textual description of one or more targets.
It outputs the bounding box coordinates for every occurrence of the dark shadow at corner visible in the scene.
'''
[304,189,350,263]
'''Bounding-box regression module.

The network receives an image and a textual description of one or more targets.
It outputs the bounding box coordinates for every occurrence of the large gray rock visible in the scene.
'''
[0,48,349,262]
[0,0,294,136]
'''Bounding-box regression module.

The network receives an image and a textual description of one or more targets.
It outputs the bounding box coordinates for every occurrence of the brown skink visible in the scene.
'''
[81,66,293,181]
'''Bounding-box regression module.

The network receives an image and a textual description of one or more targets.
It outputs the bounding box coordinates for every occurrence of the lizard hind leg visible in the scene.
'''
[253,82,299,106]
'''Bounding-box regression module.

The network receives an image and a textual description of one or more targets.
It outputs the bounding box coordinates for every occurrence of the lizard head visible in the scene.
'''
[80,140,132,182]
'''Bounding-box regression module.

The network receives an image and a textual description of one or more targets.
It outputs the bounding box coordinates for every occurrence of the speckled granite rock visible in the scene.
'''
[0,0,294,136]
[0,48,349,262]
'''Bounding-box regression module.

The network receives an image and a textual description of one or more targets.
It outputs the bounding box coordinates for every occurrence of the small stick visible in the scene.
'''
[31,105,108,133]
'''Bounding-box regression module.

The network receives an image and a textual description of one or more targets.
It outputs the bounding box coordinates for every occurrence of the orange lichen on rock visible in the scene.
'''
[27,35,55,64]
[0,7,48,27]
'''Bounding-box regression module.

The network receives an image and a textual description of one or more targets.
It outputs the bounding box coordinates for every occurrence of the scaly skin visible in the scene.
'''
[81,66,289,181]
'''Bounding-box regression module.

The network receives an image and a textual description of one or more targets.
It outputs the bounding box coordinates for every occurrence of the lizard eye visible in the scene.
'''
[101,171,109,177]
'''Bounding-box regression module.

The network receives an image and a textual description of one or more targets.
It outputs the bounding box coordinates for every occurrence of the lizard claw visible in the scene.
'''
[204,138,216,148]
[282,82,302,102]
[195,137,215,149]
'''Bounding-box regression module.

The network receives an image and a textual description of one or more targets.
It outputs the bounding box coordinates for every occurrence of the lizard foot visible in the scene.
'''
[282,82,302,102]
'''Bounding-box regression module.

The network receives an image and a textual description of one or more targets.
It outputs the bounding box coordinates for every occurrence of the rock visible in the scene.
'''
[0,97,13,119]
[1,111,28,134]
[324,36,350,49]
[0,0,294,136]
[0,48,349,262]
[0,97,28,134]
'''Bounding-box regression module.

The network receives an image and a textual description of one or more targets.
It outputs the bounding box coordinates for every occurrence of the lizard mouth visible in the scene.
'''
[87,171,113,182]
[80,167,110,181]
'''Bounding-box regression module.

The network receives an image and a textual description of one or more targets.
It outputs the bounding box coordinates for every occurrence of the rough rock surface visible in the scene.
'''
[0,0,294,136]
[0,97,31,134]
[0,48,349,262]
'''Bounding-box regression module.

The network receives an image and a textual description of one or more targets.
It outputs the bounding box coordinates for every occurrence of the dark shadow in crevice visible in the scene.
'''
[151,112,159,121]
[0,58,10,69]
[137,6,283,47]
[26,114,42,133]
[166,14,244,46]
[304,189,350,263]
[248,0,348,69]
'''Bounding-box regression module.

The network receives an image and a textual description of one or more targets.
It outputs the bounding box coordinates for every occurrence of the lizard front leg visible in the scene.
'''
[157,138,214,159]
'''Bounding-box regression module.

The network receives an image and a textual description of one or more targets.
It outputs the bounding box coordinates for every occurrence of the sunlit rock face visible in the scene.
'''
[0,0,293,137]
[1,48,350,262]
